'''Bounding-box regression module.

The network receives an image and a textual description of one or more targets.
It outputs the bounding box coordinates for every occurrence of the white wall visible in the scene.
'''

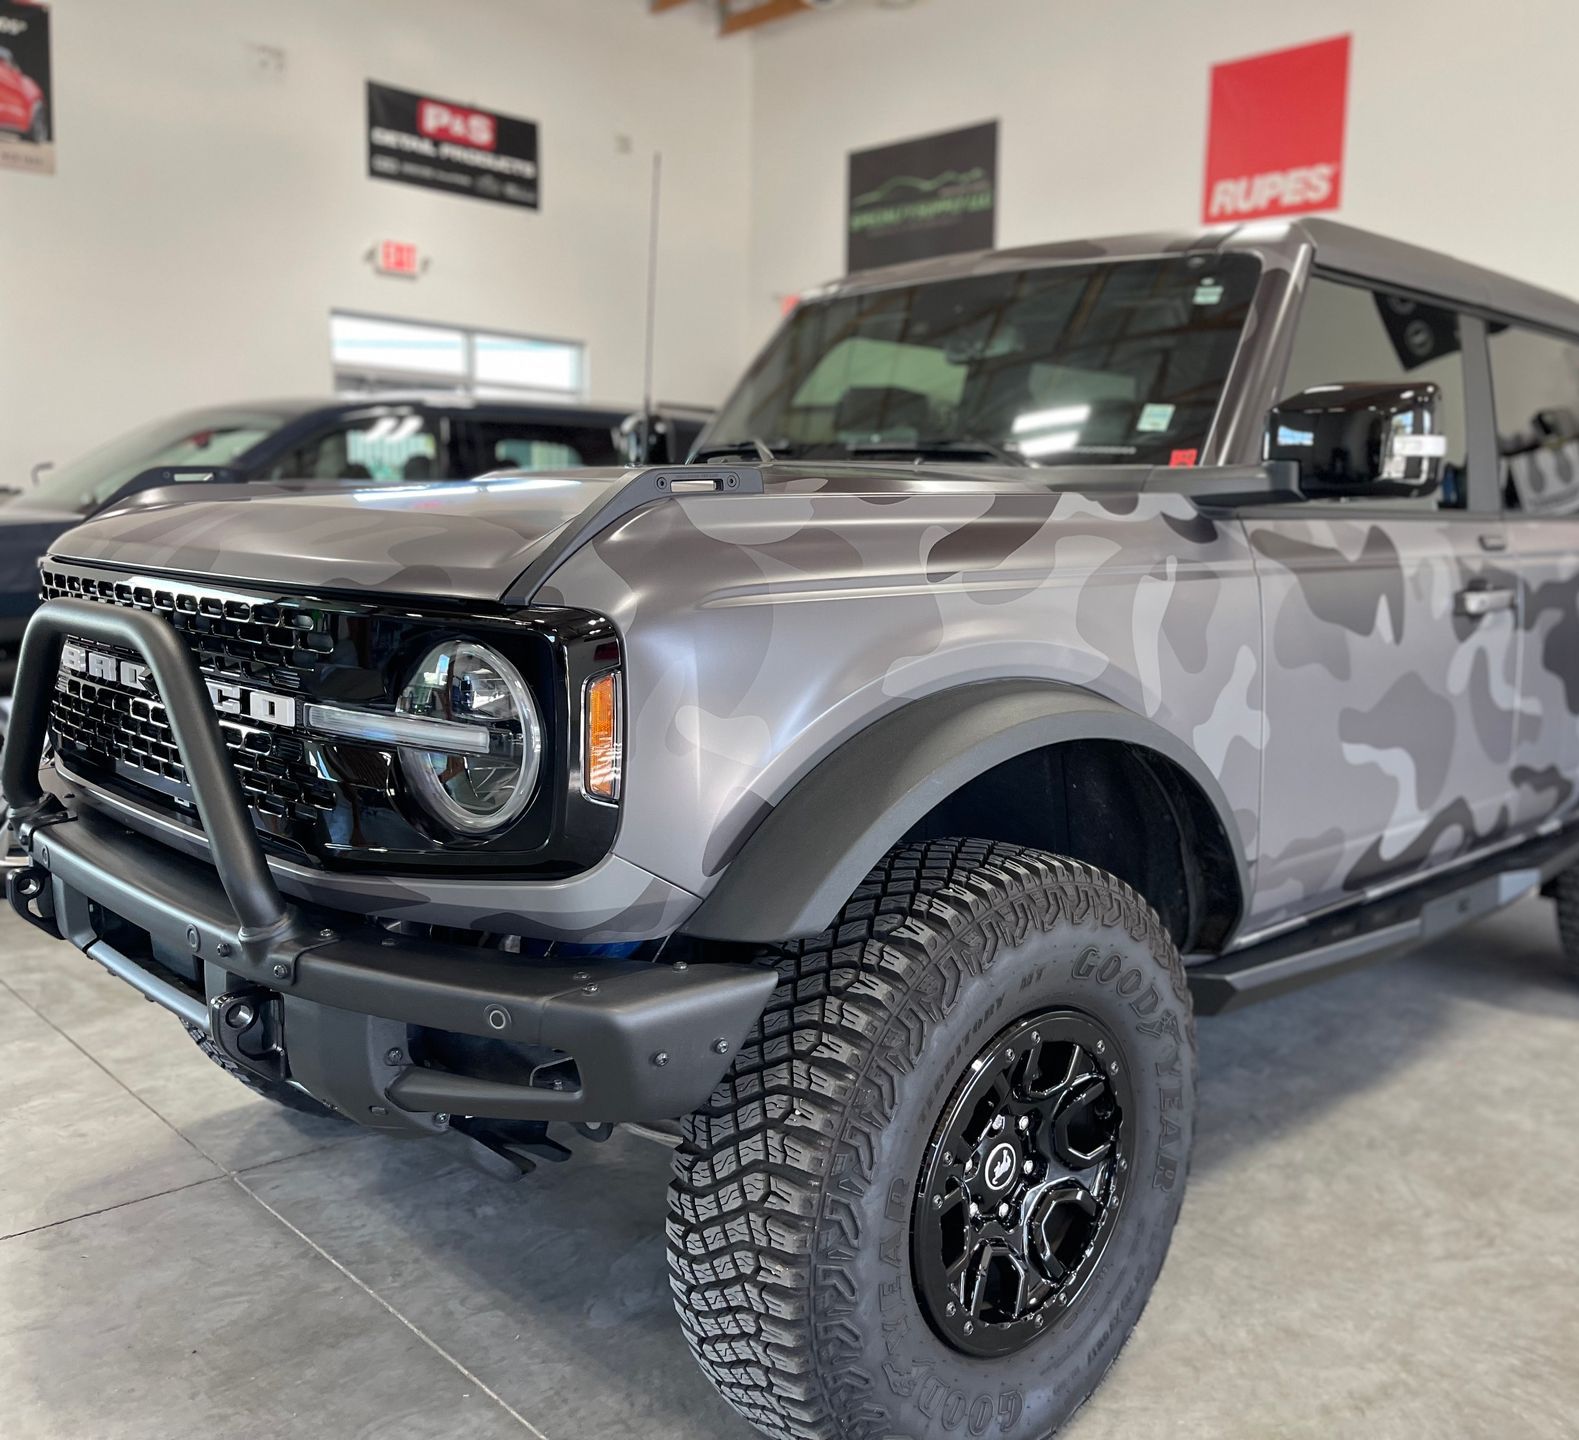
[745,0,1579,346]
[9,0,1579,487]
[0,0,750,483]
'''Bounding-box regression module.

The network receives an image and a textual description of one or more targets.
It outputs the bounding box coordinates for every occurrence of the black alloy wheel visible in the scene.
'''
[913,1008,1131,1356]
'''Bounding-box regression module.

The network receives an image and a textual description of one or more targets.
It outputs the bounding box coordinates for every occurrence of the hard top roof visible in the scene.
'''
[813,219,1579,339]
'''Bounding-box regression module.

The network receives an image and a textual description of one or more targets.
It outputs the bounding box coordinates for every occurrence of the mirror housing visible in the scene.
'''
[1267,381,1446,499]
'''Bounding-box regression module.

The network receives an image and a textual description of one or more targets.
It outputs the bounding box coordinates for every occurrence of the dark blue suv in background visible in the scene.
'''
[0,395,708,702]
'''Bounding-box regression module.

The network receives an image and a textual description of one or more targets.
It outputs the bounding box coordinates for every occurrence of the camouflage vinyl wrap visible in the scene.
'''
[534,475,1266,904]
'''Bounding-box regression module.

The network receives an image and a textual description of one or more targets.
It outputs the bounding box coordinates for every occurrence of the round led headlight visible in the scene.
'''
[396,641,541,835]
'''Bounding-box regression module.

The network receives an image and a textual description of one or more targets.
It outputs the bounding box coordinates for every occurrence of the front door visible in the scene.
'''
[1487,319,1579,832]
[1244,276,1518,934]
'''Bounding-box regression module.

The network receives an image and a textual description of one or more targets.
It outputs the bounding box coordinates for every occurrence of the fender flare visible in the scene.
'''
[681,678,1250,943]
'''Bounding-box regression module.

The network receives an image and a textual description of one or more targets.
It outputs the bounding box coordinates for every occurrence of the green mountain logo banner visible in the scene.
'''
[847,121,997,272]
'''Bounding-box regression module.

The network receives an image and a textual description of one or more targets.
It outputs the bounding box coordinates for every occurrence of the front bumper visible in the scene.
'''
[1,599,773,1131]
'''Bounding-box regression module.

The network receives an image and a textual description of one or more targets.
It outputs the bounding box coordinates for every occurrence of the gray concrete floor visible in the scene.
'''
[2,899,1577,1440]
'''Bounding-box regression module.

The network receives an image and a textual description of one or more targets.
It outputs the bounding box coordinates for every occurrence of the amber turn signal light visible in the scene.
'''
[584,672,622,801]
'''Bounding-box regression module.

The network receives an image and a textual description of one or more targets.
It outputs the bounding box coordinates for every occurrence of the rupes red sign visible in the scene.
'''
[1203,35,1349,225]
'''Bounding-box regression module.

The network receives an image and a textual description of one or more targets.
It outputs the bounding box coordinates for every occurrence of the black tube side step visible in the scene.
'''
[1188,824,1579,1015]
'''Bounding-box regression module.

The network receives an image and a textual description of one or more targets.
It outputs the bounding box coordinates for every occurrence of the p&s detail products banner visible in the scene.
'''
[368,81,539,211]
[847,121,997,273]
[0,1,54,177]
[1203,35,1349,225]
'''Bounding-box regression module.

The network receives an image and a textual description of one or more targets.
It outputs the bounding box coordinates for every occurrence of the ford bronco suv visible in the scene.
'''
[8,219,1579,1439]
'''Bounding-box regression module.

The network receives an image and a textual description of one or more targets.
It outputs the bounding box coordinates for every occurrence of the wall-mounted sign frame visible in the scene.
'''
[0,1,54,177]
[1203,35,1350,225]
[367,81,539,211]
[847,120,998,273]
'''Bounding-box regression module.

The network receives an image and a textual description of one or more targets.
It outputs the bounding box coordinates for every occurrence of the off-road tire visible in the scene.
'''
[1551,864,1579,974]
[182,1021,346,1120]
[668,838,1197,1440]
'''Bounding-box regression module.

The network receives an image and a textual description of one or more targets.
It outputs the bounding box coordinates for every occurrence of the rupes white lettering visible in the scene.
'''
[1208,163,1337,219]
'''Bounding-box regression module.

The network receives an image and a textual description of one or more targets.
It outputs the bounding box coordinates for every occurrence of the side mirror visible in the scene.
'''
[1267,382,1446,499]
[619,412,671,466]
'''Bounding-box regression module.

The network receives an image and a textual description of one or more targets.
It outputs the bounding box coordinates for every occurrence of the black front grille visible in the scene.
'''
[36,560,620,878]
[41,564,343,845]
[41,565,335,690]
[52,671,337,822]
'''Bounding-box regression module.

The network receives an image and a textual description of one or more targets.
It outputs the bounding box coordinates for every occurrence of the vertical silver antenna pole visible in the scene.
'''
[643,152,663,424]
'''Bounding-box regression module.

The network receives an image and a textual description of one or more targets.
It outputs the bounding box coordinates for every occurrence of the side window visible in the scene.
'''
[1486,324,1579,516]
[457,420,620,476]
[1281,277,1469,509]
[268,416,440,484]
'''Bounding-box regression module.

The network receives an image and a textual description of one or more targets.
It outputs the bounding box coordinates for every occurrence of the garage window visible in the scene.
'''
[331,313,586,400]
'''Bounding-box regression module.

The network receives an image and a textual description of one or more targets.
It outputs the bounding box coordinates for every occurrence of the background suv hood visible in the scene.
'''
[0,503,86,606]
[49,469,636,603]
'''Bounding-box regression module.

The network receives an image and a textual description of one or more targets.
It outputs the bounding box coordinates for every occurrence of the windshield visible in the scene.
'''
[17,408,290,514]
[705,254,1262,466]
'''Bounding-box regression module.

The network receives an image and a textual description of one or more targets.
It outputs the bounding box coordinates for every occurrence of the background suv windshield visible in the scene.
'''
[707,253,1261,466]
[17,409,287,514]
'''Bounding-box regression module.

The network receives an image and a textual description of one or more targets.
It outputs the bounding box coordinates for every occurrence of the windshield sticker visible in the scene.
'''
[1169,448,1200,467]
[1137,403,1176,433]
[1192,279,1225,306]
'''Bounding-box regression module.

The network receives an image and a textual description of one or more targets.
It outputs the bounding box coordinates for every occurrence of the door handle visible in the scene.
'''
[1455,585,1515,618]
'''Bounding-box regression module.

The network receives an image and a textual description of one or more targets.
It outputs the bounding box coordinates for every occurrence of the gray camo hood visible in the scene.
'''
[47,468,642,601]
[46,463,1098,602]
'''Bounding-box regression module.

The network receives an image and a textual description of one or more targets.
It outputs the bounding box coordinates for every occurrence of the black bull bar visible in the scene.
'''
[1,598,773,1129]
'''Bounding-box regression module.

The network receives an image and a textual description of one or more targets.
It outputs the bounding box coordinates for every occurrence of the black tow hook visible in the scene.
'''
[209,989,288,1083]
[448,1118,615,1181]
[7,864,58,937]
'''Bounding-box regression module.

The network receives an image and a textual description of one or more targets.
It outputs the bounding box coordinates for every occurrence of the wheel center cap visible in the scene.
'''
[983,1139,1019,1192]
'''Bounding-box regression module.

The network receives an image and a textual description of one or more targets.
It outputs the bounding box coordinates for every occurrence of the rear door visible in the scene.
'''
[1487,321,1579,830]
[1244,274,1517,931]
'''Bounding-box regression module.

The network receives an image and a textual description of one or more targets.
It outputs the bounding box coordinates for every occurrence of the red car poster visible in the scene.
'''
[0,0,52,176]
[1203,35,1350,225]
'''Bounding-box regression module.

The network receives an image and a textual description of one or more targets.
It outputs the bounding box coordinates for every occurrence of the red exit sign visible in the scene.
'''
[375,240,422,278]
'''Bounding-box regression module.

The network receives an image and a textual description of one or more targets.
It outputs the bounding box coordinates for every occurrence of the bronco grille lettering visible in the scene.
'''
[60,641,299,729]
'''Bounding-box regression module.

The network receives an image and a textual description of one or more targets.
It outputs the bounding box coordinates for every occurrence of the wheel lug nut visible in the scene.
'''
[997,1203,1009,1219]
[1031,1031,1040,1043]
[1034,1314,1045,1328]
[992,1116,1004,1131]
[945,1302,957,1316]
[942,1151,953,1164]
[1022,1160,1034,1174]
[963,1321,974,1335]
[932,1194,942,1209]
[1018,1115,1031,1131]
[1095,1040,1105,1054]
[1004,1048,1014,1061]
[1109,1061,1119,1075]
